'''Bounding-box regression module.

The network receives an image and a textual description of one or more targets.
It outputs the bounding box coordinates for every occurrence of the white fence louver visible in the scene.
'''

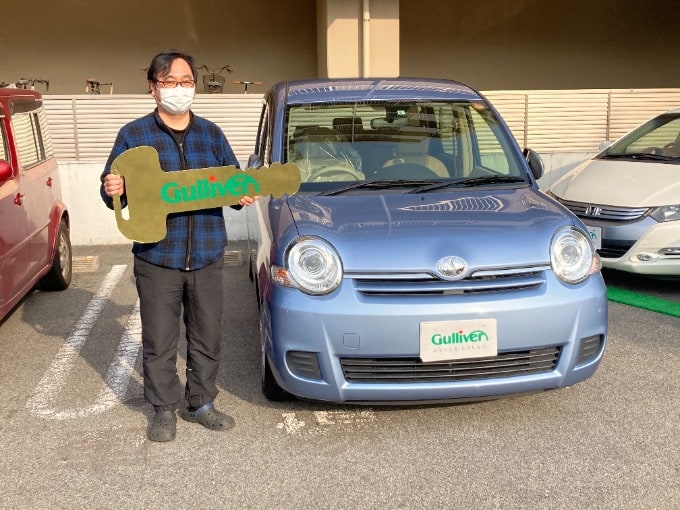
[42,89,680,163]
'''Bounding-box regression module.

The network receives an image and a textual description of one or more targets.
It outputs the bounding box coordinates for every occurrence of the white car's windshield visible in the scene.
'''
[603,113,680,161]
[284,101,526,187]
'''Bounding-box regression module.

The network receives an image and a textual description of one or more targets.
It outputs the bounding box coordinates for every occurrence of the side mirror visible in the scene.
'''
[247,154,262,169]
[523,148,544,180]
[0,160,13,182]
[599,140,613,152]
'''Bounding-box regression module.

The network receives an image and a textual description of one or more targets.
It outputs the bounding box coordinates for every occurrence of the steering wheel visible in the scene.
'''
[308,165,364,182]
[378,162,438,180]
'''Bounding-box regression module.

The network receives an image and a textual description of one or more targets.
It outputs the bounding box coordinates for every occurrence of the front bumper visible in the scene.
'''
[593,220,680,275]
[262,271,608,403]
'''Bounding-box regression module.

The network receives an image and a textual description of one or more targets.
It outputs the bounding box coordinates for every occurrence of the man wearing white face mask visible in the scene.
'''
[100,49,257,442]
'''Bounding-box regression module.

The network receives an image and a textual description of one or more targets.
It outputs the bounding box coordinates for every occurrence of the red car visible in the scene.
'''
[0,88,71,321]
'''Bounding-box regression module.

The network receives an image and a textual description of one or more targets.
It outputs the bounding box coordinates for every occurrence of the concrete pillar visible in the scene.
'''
[317,0,399,78]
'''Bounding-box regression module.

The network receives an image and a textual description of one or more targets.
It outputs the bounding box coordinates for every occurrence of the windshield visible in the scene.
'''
[283,101,526,190]
[602,113,680,160]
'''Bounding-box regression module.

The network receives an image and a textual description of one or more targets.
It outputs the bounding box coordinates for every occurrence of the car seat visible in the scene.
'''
[382,126,449,178]
[290,126,364,182]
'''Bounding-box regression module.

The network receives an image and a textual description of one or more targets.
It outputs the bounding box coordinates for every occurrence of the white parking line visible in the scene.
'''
[93,299,142,413]
[26,265,142,420]
[313,410,377,425]
[276,412,306,435]
[277,410,378,435]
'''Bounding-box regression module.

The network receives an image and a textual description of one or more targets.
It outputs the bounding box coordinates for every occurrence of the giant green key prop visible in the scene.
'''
[111,146,301,243]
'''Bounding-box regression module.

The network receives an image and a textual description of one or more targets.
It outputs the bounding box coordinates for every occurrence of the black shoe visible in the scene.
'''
[179,402,235,431]
[148,410,177,442]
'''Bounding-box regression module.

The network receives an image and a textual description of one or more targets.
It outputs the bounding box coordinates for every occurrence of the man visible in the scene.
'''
[101,49,257,442]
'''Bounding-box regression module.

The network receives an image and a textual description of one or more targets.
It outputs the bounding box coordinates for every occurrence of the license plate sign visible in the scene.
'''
[420,319,498,362]
[587,226,602,249]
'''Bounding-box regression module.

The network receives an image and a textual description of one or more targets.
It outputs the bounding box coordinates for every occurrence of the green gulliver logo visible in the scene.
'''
[160,174,260,203]
[431,329,489,345]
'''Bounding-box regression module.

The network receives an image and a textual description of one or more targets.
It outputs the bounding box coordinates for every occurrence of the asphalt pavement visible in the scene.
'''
[0,243,677,510]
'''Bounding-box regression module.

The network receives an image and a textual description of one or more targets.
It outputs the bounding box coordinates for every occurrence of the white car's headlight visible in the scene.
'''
[272,237,342,295]
[550,226,600,284]
[650,205,680,223]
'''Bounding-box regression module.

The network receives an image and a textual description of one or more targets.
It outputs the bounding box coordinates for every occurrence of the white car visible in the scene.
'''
[548,108,680,276]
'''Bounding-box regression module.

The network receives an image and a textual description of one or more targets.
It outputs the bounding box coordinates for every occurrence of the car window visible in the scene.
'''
[0,122,8,161]
[467,104,515,174]
[253,101,270,165]
[608,114,680,156]
[37,107,54,158]
[284,101,523,184]
[12,113,41,167]
[11,106,53,169]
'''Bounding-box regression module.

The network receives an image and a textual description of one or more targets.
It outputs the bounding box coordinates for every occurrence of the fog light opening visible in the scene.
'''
[286,351,322,380]
[576,335,603,365]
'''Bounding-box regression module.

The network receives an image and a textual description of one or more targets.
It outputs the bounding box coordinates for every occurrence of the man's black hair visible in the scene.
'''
[147,50,197,82]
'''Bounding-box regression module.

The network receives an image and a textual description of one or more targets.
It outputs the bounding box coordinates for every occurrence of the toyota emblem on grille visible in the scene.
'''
[436,256,468,280]
[585,205,602,216]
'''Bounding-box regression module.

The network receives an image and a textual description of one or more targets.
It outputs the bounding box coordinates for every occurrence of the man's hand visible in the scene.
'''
[238,195,260,207]
[103,174,126,197]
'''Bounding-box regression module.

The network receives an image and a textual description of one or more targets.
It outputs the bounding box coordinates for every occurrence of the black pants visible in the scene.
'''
[133,255,224,411]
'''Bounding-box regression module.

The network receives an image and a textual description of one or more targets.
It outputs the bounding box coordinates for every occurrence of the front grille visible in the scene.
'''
[341,347,560,383]
[554,197,644,259]
[556,198,649,222]
[350,265,549,296]
[598,242,633,259]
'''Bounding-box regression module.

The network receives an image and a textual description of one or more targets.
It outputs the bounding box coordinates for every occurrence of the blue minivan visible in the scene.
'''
[245,78,607,403]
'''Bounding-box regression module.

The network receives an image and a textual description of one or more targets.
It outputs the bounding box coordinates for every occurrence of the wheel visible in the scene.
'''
[262,349,293,401]
[261,320,293,401]
[252,262,261,313]
[262,354,292,401]
[40,219,72,291]
[308,165,364,182]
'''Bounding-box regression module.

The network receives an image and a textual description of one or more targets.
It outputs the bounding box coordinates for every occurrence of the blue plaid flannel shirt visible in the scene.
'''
[100,110,240,270]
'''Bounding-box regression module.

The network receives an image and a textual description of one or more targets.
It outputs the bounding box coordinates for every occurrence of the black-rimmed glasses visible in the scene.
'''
[155,79,195,88]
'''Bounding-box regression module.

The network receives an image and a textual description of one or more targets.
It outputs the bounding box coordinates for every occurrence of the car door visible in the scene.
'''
[0,105,32,313]
[246,98,272,246]
[11,99,55,278]
[246,97,275,287]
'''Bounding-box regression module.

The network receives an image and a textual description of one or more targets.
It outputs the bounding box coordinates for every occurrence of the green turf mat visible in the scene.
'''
[607,287,680,318]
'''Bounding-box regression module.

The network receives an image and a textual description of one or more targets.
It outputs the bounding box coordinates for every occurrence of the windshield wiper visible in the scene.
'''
[408,175,527,193]
[602,152,677,162]
[408,181,464,193]
[447,175,526,188]
[320,179,440,196]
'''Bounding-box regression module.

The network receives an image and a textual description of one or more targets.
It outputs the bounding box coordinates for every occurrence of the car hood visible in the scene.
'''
[550,158,680,207]
[283,189,574,271]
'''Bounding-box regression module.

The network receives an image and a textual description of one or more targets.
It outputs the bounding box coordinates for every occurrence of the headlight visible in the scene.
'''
[272,237,342,295]
[650,205,680,223]
[550,226,600,284]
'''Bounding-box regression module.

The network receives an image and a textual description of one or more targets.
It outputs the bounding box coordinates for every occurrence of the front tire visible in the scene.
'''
[261,320,293,401]
[262,353,292,401]
[40,219,72,291]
